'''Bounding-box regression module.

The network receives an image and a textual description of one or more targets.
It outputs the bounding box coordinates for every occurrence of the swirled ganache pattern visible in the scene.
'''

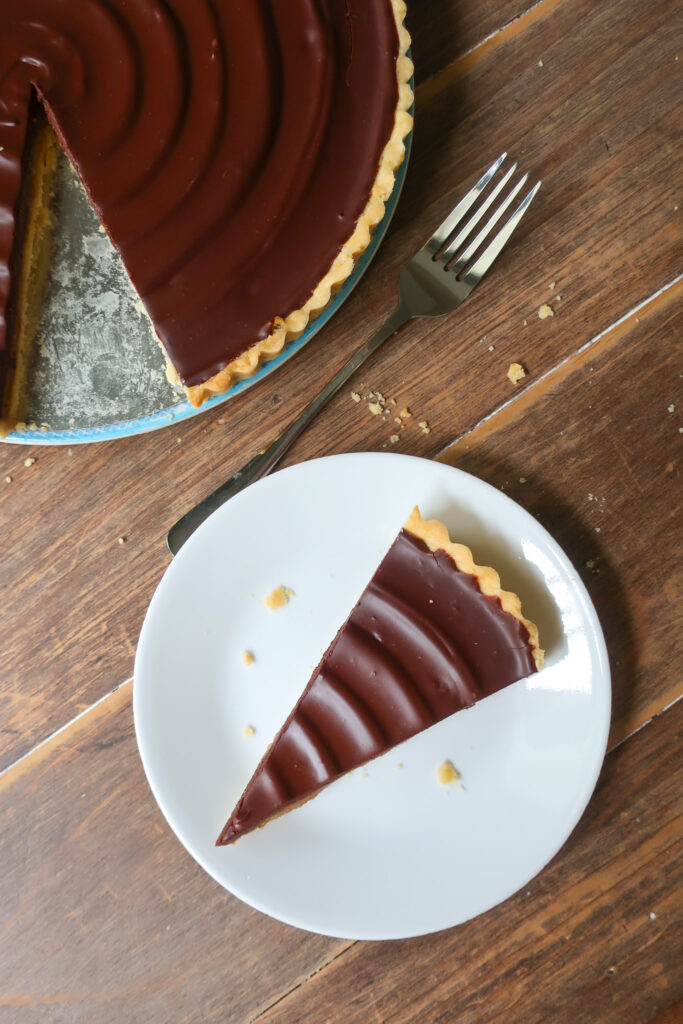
[0,0,407,397]
[217,519,541,845]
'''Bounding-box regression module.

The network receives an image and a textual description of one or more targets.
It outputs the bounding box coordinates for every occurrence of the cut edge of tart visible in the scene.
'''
[217,505,544,846]
[176,0,414,409]
[0,119,57,435]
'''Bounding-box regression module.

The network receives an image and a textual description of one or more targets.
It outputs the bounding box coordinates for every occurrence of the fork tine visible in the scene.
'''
[428,152,507,252]
[461,181,541,289]
[439,162,518,267]
[447,172,528,276]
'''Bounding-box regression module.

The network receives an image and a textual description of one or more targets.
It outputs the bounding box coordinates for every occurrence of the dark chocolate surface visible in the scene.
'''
[218,529,538,845]
[0,1,399,389]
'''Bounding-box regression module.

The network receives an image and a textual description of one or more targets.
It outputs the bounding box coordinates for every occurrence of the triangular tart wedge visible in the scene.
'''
[217,507,544,845]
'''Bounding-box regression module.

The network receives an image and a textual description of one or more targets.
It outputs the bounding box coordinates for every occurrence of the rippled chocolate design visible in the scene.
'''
[218,528,538,845]
[0,0,400,393]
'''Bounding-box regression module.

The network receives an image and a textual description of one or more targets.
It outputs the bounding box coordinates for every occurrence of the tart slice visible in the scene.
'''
[217,507,543,845]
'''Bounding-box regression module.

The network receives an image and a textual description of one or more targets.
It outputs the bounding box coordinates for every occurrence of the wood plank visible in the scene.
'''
[436,280,683,748]
[1,0,681,768]
[407,0,540,84]
[0,682,348,1023]
[256,700,683,1024]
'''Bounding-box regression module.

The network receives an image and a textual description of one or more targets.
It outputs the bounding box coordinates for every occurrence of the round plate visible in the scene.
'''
[134,453,611,939]
[3,123,412,446]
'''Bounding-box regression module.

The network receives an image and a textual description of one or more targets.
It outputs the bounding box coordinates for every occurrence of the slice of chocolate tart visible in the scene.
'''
[217,507,543,846]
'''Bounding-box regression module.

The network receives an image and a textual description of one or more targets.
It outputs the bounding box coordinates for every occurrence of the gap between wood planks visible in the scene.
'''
[417,0,564,102]
[1,272,680,782]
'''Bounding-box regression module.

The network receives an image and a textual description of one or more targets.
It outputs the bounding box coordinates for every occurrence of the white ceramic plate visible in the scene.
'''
[134,453,610,939]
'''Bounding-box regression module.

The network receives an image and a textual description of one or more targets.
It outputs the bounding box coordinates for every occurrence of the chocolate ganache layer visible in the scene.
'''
[0,0,408,403]
[217,510,542,845]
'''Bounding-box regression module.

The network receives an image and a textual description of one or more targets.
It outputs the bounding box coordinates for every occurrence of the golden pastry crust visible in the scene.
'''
[404,506,545,670]
[181,0,414,408]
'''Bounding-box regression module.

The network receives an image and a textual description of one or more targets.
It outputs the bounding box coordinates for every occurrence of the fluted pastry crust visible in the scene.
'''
[181,0,413,407]
[405,506,545,670]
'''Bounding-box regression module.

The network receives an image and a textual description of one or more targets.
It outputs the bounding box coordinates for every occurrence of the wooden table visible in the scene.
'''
[1,1,681,1020]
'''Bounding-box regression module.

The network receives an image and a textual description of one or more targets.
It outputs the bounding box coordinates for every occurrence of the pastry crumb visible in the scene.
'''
[23,457,36,467]
[507,362,526,384]
[4,475,11,484]
[368,402,382,416]
[390,434,400,444]
[538,303,554,320]
[243,725,256,738]
[667,403,675,413]
[390,397,397,406]
[396,762,403,770]
[399,407,411,420]
[98,223,106,234]
[537,59,544,67]
[488,344,495,351]
[519,477,527,483]
[117,536,126,545]
[437,760,461,786]
[549,281,556,290]
[523,319,528,326]
[241,650,254,666]
[264,585,294,610]
[350,391,361,403]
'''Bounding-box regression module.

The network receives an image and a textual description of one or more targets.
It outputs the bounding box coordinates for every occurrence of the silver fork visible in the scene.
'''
[168,154,540,555]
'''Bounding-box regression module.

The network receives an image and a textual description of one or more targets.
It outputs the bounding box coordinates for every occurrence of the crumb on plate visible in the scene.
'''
[437,760,461,786]
[264,585,294,610]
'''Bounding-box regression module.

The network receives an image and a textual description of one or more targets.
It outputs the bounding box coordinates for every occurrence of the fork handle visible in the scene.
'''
[167,304,412,554]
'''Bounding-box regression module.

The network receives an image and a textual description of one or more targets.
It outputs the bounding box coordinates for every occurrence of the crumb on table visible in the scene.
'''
[507,362,526,384]
[437,760,461,786]
[264,585,294,610]
[537,303,555,320]
[243,725,256,738]
[241,650,254,666]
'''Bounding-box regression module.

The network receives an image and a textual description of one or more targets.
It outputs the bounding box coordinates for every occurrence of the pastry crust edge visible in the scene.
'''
[179,0,414,407]
[405,506,545,671]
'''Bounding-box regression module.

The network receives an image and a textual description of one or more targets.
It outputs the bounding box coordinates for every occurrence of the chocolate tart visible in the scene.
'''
[0,1,412,433]
[217,507,544,846]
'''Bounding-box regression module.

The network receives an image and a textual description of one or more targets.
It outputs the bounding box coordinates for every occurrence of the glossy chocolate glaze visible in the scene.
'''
[218,529,538,845]
[0,0,399,390]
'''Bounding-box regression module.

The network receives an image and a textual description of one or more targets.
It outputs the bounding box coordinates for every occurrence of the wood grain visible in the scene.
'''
[437,280,683,749]
[256,700,683,1024]
[0,682,347,1024]
[1,677,680,1023]
[1,0,680,770]
[407,0,539,84]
